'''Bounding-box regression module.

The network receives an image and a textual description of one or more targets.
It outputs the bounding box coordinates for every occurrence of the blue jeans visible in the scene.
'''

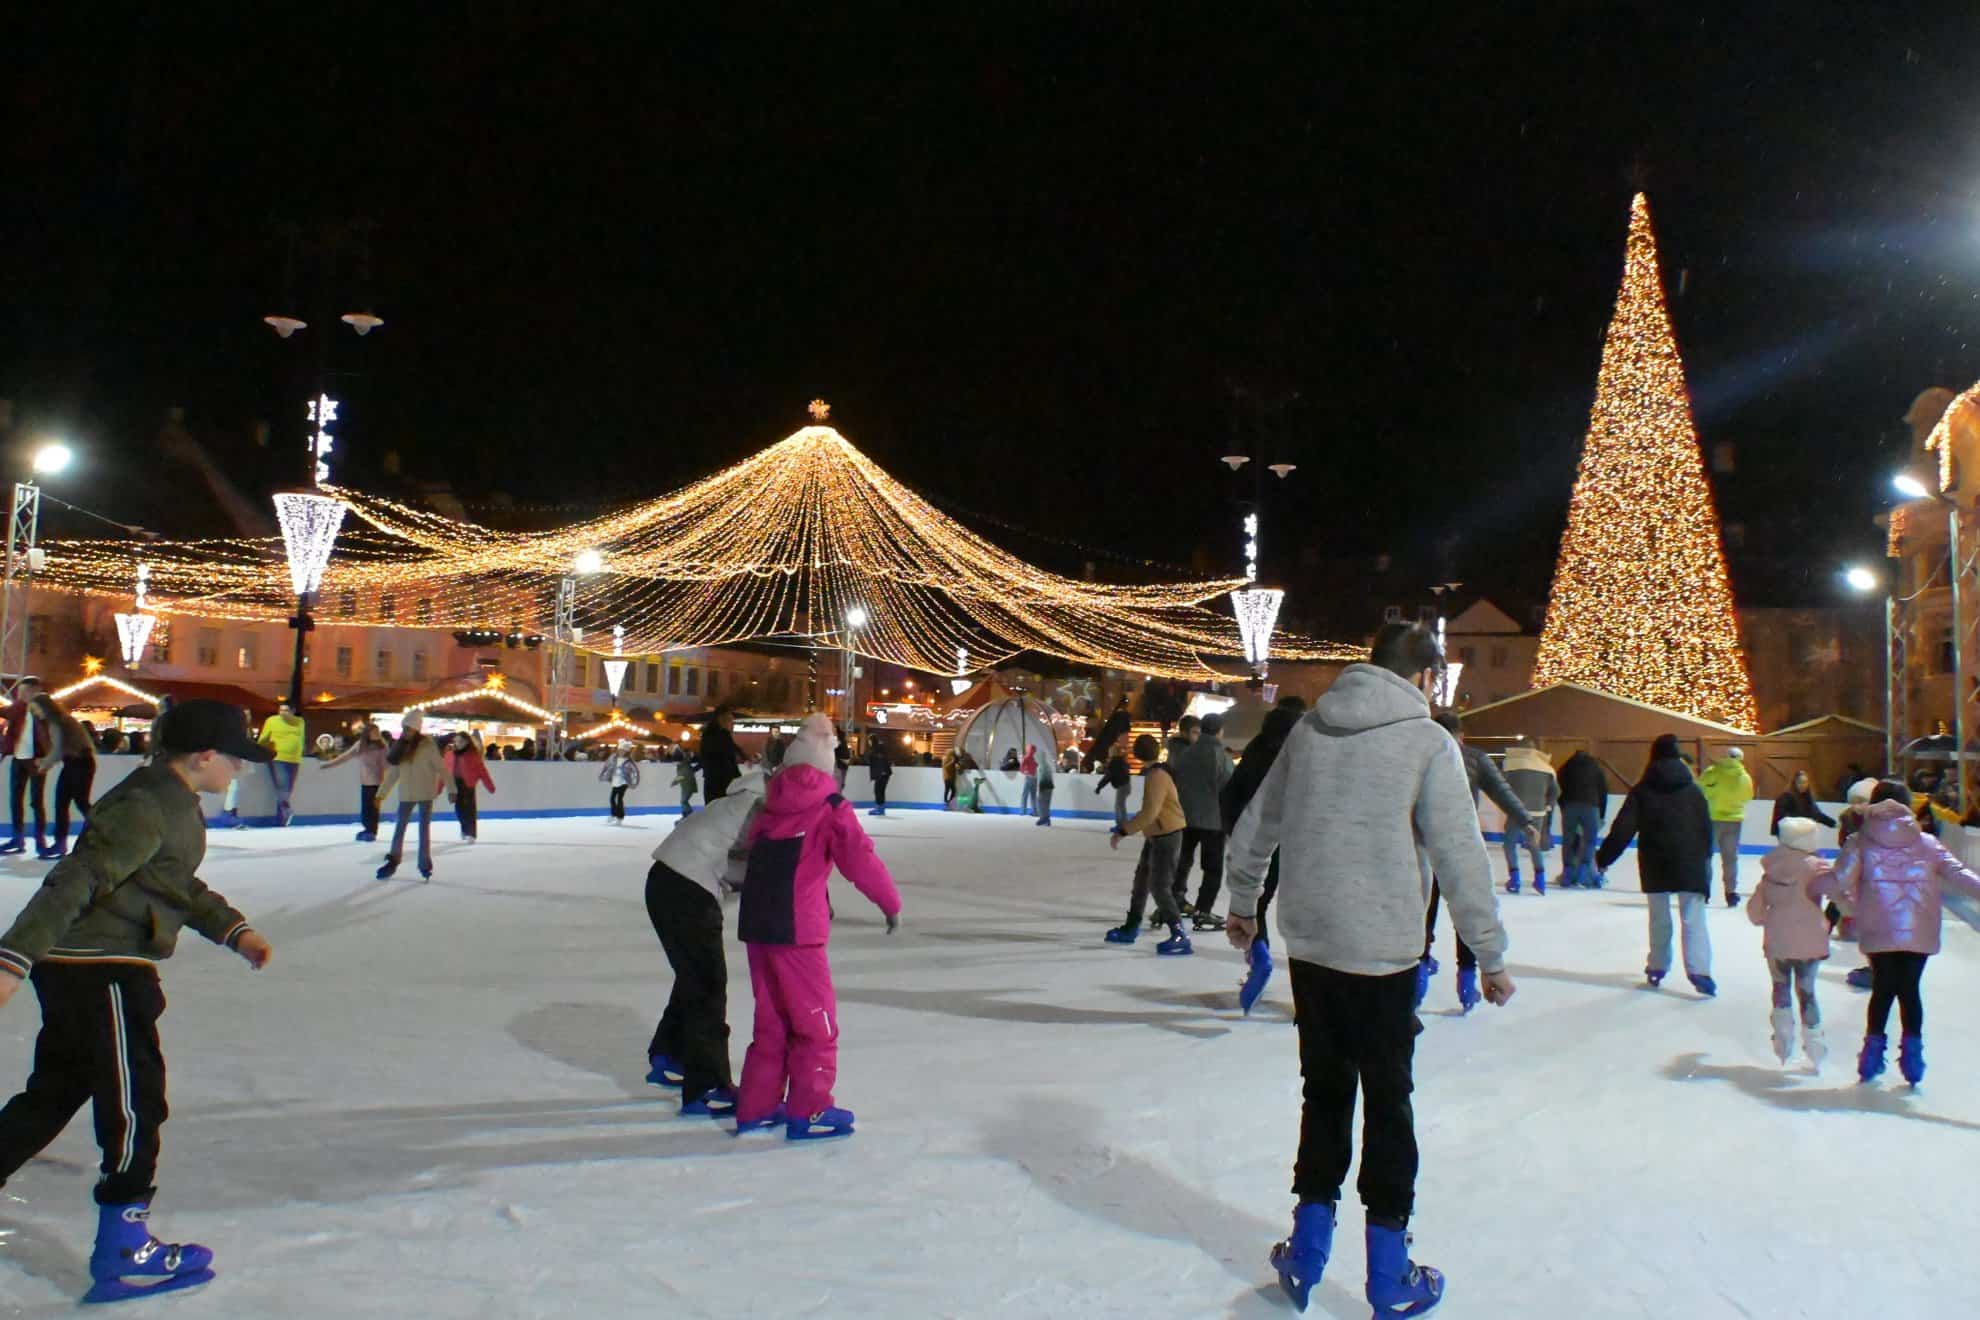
[1113,786,1129,831]
[1646,892,1713,978]
[1503,808,1550,875]
[1020,775,1037,814]
[1560,804,1602,873]
[267,761,298,821]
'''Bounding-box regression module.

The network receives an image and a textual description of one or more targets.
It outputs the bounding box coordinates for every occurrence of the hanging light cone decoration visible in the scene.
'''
[1231,586,1285,679]
[602,658,630,697]
[113,613,156,669]
[273,492,349,597]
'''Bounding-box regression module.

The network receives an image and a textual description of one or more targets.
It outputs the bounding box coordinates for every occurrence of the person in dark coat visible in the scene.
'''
[1219,697,1306,1014]
[1596,733,1716,995]
[1556,750,1610,888]
[698,707,742,802]
[865,737,893,818]
[1770,769,1837,836]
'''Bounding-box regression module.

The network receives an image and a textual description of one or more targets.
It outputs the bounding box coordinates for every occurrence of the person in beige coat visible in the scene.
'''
[1103,734,1192,953]
[376,712,450,881]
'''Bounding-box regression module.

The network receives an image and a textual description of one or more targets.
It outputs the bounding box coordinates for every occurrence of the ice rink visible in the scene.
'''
[0,809,1974,1318]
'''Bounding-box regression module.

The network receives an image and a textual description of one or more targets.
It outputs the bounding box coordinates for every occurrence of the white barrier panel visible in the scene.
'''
[843,767,1141,820]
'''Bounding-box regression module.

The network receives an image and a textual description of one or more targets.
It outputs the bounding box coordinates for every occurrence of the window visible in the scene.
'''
[416,598,433,624]
[339,589,356,619]
[1457,646,1475,666]
[668,664,682,695]
[707,670,720,700]
[685,668,700,696]
[26,614,48,656]
[196,628,220,668]
[376,650,394,680]
[1489,646,1508,669]
[411,651,429,681]
[380,593,397,620]
[149,624,171,665]
[335,646,353,678]
[235,637,258,671]
[643,662,658,693]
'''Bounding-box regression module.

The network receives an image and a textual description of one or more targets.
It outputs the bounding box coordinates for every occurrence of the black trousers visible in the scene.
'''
[0,962,167,1206]
[358,783,381,835]
[1867,951,1928,1037]
[943,780,957,805]
[53,758,94,844]
[1174,826,1226,911]
[1290,959,1421,1223]
[609,785,629,820]
[1421,880,1478,971]
[454,779,479,838]
[9,758,47,845]
[1254,854,1280,946]
[644,863,733,1098]
[873,776,889,810]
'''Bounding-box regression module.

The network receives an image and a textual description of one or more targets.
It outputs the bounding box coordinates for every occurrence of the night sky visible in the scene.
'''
[5,5,1979,625]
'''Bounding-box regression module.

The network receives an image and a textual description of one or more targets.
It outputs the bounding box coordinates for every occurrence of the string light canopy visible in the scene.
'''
[401,676,560,725]
[575,714,654,742]
[38,415,1359,680]
[50,673,159,708]
[1532,193,1759,731]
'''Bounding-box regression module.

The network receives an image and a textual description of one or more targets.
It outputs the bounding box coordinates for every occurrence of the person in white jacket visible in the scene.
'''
[1224,623,1515,1316]
[644,770,765,1117]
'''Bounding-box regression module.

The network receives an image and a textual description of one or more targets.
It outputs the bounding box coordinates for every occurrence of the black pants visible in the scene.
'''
[1125,830,1184,928]
[0,962,167,1206]
[644,863,732,1098]
[53,758,94,844]
[873,777,888,810]
[1254,854,1280,947]
[9,758,46,845]
[1175,826,1226,912]
[454,779,478,839]
[358,783,381,835]
[943,780,957,805]
[1867,951,1928,1037]
[1290,959,1421,1223]
[1421,880,1478,971]
[609,785,628,820]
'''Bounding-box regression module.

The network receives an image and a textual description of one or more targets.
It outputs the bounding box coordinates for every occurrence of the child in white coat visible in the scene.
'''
[1745,816,1838,1069]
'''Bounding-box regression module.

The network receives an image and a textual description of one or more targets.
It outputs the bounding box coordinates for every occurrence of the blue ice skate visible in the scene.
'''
[1858,1032,1887,1083]
[787,1106,856,1141]
[1270,1199,1334,1311]
[1455,967,1480,1014]
[1688,974,1718,998]
[646,1054,684,1088]
[732,1105,787,1135]
[1365,1222,1444,1317]
[1845,965,1873,990]
[1412,955,1438,1010]
[1104,923,1140,945]
[1900,1034,1925,1087]
[82,1201,215,1305]
[1644,966,1665,989]
[1505,868,1520,895]
[1155,924,1193,956]
[1239,940,1274,1015]
[1533,870,1546,896]
[681,1085,737,1118]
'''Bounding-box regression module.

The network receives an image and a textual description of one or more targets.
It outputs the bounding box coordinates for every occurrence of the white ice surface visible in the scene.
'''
[0,812,1974,1318]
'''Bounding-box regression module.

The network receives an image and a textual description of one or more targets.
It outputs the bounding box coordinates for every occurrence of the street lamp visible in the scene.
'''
[550,550,605,746]
[842,606,869,727]
[264,221,382,487]
[31,444,71,477]
[1844,565,1880,594]
[1893,471,1933,501]
[274,491,348,711]
[0,442,75,692]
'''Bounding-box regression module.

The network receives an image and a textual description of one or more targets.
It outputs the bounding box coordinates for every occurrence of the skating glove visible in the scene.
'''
[885,912,900,934]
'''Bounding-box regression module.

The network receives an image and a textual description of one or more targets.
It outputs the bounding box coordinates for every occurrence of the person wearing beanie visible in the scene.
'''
[1696,745,1754,906]
[1597,733,1717,995]
[732,713,901,1141]
[1748,817,1840,1069]
[1105,733,1192,953]
[0,699,274,1303]
[600,740,641,823]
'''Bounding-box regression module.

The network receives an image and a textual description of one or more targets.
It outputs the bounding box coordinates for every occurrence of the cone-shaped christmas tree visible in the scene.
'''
[1532,194,1758,731]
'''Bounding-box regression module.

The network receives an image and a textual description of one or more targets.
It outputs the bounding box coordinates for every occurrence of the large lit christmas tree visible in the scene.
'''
[1532,193,1758,731]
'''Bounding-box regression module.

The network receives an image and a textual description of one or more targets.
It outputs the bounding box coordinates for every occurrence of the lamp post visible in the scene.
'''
[263,220,382,488]
[1219,451,1296,688]
[274,492,348,712]
[0,442,73,695]
[1845,563,1900,778]
[1887,465,1977,811]
[551,550,605,750]
[843,605,869,729]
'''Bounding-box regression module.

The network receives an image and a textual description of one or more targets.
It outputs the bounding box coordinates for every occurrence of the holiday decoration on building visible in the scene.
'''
[1533,194,1758,731]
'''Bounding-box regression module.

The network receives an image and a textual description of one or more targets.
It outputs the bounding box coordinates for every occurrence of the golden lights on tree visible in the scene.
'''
[36,424,1358,680]
[1532,193,1758,731]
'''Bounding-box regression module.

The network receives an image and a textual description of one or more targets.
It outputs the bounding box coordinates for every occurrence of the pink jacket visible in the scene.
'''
[1746,846,1837,961]
[1020,749,1038,776]
[445,747,496,793]
[738,765,900,947]
[1836,799,1980,956]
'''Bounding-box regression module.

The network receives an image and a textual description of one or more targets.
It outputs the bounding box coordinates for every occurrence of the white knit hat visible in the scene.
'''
[1847,778,1879,805]
[1777,816,1822,853]
[781,712,838,777]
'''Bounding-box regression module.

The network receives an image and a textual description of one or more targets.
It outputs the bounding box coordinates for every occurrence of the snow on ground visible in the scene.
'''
[0,810,1975,1318]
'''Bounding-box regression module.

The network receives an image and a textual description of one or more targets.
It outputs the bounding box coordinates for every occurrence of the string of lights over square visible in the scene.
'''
[34,405,1359,680]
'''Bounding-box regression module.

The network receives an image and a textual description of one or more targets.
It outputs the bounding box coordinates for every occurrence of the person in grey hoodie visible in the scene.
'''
[1171,712,1235,927]
[1225,623,1513,1316]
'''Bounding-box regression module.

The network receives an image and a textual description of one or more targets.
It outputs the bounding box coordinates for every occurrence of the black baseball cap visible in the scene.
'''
[154,700,274,763]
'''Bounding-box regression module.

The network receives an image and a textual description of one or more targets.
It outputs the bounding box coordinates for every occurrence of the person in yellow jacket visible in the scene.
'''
[1103,734,1194,953]
[256,700,307,828]
[1697,747,1755,906]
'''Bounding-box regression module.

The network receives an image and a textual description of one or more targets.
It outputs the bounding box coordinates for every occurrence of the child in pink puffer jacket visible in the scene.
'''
[733,714,901,1141]
[1834,794,1980,1086]
[1746,817,1838,1070]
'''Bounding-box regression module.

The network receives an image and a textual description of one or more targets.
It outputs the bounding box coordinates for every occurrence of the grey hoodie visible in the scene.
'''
[1169,734,1233,830]
[1226,664,1508,977]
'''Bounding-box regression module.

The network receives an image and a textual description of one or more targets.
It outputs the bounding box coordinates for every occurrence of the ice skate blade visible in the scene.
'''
[1269,1241,1317,1311]
[785,1122,854,1142]
[83,1268,216,1304]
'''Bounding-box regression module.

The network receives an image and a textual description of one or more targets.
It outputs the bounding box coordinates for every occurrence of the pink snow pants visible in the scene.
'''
[737,944,839,1123]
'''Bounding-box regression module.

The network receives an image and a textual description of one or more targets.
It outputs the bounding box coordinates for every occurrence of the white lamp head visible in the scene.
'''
[573,549,605,576]
[1892,471,1931,500]
[263,315,307,339]
[31,443,71,476]
[1220,455,1250,471]
[846,606,869,630]
[1843,565,1880,594]
[340,312,384,336]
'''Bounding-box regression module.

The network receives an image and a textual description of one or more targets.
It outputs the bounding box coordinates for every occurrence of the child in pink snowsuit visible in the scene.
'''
[1746,816,1838,1069]
[734,716,900,1140]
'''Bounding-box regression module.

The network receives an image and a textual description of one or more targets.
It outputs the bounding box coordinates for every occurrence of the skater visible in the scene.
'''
[1770,769,1836,836]
[1746,817,1838,1070]
[867,737,892,817]
[699,706,741,801]
[601,741,641,822]
[1096,738,1132,833]
[1835,784,1980,1086]
[1596,734,1717,996]
[958,750,985,813]
[1224,623,1512,1315]
[941,748,960,808]
[1500,739,1558,893]
[1220,697,1306,1013]
[1018,744,1039,815]
[0,676,51,856]
[325,720,390,841]
[445,731,494,842]
[671,746,695,816]
[1697,746,1753,905]
[1430,713,1538,1011]
[1034,742,1055,826]
[646,770,766,1118]
[1172,712,1234,927]
[33,692,96,860]
[733,714,901,1141]
[376,713,448,881]
[1104,733,1192,953]
[0,699,273,1304]
[1556,747,1608,888]
[256,699,307,827]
